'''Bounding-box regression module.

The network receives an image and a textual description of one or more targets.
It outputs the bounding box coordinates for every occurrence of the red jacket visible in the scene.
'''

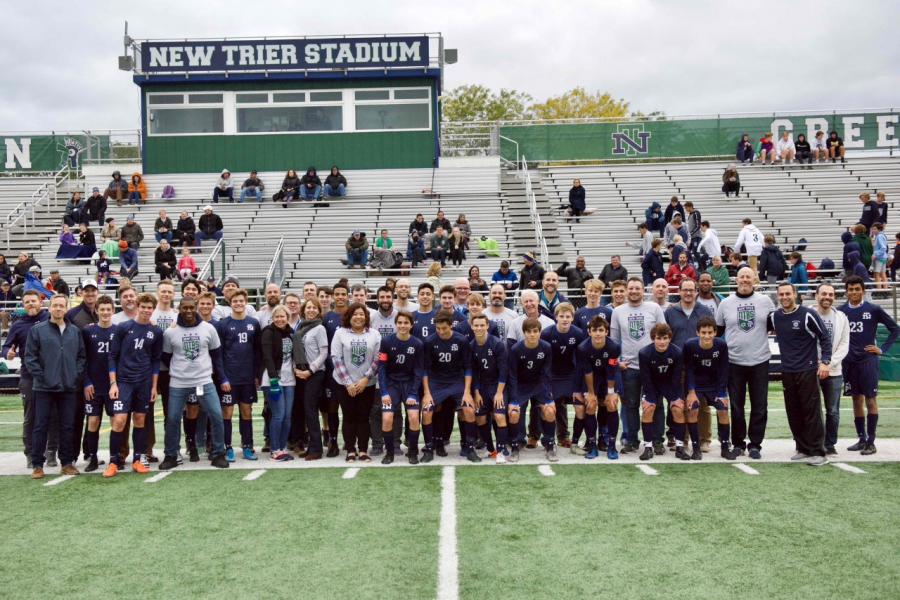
[665,263,696,290]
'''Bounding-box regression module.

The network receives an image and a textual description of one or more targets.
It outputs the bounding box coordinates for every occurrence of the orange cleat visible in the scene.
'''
[132,461,149,474]
[102,463,118,478]
[489,450,498,458]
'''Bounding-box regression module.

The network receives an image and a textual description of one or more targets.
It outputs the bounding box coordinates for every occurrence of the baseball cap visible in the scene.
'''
[221,275,240,287]
[126,214,134,219]
[92,187,99,192]
[81,279,98,290]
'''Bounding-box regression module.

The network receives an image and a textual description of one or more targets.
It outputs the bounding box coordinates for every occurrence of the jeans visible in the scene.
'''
[347,248,368,266]
[21,378,58,461]
[819,375,842,450]
[301,372,325,455]
[32,391,76,467]
[431,248,447,266]
[239,188,262,203]
[728,361,769,451]
[128,191,143,204]
[300,185,321,200]
[324,183,345,197]
[154,231,173,244]
[267,385,296,452]
[196,230,223,245]
[212,187,234,203]
[165,384,224,458]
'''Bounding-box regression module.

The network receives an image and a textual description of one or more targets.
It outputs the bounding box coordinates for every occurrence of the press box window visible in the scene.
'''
[149,108,224,135]
[355,103,429,131]
[237,105,343,133]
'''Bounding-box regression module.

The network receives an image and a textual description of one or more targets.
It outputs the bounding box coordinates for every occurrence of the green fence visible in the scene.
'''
[0,134,111,172]
[499,110,900,162]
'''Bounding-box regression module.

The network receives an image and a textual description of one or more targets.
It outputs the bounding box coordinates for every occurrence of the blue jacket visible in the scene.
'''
[645,202,663,228]
[569,186,586,211]
[119,247,138,270]
[1,311,49,379]
[873,231,888,261]
[406,235,425,260]
[664,302,714,349]
[24,319,86,391]
[641,250,665,280]
[491,269,519,289]
[789,261,808,294]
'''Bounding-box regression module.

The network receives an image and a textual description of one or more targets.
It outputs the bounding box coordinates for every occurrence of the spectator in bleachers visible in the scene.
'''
[122,214,144,249]
[78,223,95,247]
[735,218,764,278]
[664,196,685,226]
[641,239,665,285]
[58,224,77,245]
[176,210,196,247]
[556,256,594,293]
[468,266,489,293]
[859,192,879,234]
[757,132,775,165]
[706,254,730,293]
[491,261,519,304]
[598,254,627,287]
[670,235,690,266]
[520,252,545,291]
[127,172,146,205]
[430,210,451,233]
[324,166,347,197]
[449,226,466,267]
[177,247,196,280]
[454,214,472,250]
[345,230,369,269]
[206,276,222,297]
[407,231,426,267]
[375,229,392,250]
[841,231,861,279]
[154,210,173,244]
[722,165,740,197]
[775,131,795,164]
[875,191,887,224]
[0,254,11,285]
[758,235,786,287]
[697,221,721,270]
[197,205,224,246]
[409,213,428,237]
[155,240,177,281]
[240,170,265,203]
[871,222,888,289]
[788,252,808,303]
[625,222,654,257]
[729,252,749,275]
[847,251,870,286]
[891,232,900,282]
[213,169,234,203]
[63,192,87,227]
[100,218,120,243]
[278,169,301,206]
[827,130,845,163]
[665,251,696,292]
[430,225,449,267]
[568,179,586,223]
[684,202,703,263]
[103,170,129,206]
[645,201,665,237]
[300,166,322,201]
[96,250,111,285]
[118,240,138,280]
[46,269,70,296]
[795,133,812,168]
[664,214,687,249]
[812,131,828,162]
[12,252,40,292]
[0,280,15,330]
[736,133,754,165]
[851,223,873,269]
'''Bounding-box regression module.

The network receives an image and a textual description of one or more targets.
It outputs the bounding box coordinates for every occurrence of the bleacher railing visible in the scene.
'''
[3,164,71,250]
[197,239,226,284]
[264,237,286,289]
[498,135,521,177]
[522,156,551,269]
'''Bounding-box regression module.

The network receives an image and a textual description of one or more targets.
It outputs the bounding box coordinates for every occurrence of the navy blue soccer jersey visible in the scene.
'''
[507,339,552,402]
[423,331,472,383]
[574,305,613,332]
[541,324,585,380]
[109,321,163,384]
[82,324,116,395]
[837,301,900,362]
[471,335,508,390]
[411,309,436,341]
[453,318,501,342]
[638,343,683,403]
[575,337,620,394]
[215,316,261,385]
[378,334,425,394]
[682,337,728,396]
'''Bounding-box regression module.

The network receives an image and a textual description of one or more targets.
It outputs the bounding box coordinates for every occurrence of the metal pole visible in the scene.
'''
[893,284,897,321]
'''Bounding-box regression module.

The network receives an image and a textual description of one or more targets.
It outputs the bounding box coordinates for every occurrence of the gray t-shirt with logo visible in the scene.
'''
[610,301,667,369]
[163,321,221,388]
[715,292,776,366]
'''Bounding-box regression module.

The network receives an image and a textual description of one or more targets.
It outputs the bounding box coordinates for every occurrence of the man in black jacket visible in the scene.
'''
[0,280,15,331]
[78,223,96,247]
[758,235,786,287]
[299,166,322,201]
[239,170,265,203]
[47,270,70,297]
[664,196,686,226]
[429,210,451,233]
[324,166,347,197]
[556,256,594,294]
[598,255,628,286]
[85,187,107,226]
[197,205,224,245]
[519,252,546,292]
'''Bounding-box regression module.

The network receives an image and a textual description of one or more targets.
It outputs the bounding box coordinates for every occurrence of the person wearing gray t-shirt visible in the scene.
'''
[714,267,776,459]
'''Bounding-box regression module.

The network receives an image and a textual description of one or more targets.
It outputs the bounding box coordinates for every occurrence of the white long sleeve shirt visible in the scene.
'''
[698,228,722,258]
[776,136,796,154]
[735,224,764,257]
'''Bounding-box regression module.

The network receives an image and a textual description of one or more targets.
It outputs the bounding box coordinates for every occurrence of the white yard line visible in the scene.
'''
[0,422,25,425]
[437,466,459,600]
[43,475,75,487]
[144,471,172,483]
[733,464,759,475]
[537,465,555,476]
[636,464,658,475]
[342,467,360,479]
[243,469,266,481]
[832,462,867,474]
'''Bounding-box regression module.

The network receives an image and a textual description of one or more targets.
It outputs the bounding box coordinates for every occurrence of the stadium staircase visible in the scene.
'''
[501,171,566,266]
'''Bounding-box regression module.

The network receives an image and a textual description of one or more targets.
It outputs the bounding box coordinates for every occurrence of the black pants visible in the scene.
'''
[728,361,769,451]
[783,370,826,457]
[569,206,583,223]
[796,150,812,164]
[32,391,76,467]
[337,384,375,453]
[301,371,325,455]
[723,180,740,195]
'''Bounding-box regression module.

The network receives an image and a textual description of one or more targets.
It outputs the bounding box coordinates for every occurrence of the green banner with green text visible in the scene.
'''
[0,134,110,172]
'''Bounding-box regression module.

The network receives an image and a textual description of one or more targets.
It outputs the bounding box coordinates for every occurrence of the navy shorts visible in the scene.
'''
[186,393,199,405]
[221,383,256,406]
[694,391,727,411]
[84,394,106,417]
[382,383,420,412]
[476,384,507,415]
[430,379,468,410]
[843,360,879,398]
[511,381,552,406]
[111,380,151,414]
[551,377,575,403]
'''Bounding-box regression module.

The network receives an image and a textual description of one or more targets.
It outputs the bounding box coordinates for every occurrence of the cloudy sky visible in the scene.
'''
[1,0,897,131]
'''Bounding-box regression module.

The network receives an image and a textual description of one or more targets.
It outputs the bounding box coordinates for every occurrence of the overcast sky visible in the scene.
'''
[1,0,897,131]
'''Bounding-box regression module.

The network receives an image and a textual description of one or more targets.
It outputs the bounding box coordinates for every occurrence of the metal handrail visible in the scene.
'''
[3,164,71,250]
[522,156,550,270]
[197,239,226,283]
[499,135,520,178]
[264,237,286,288]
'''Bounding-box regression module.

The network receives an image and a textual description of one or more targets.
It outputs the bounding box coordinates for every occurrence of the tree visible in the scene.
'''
[531,87,630,121]
[441,84,533,122]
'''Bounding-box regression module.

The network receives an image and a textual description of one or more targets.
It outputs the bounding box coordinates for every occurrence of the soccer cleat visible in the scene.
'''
[847,440,867,452]
[526,437,537,449]
[639,447,654,461]
[620,442,640,454]
[666,434,676,449]
[188,446,200,462]
[381,452,394,465]
[102,463,117,478]
[459,447,469,457]
[807,455,829,466]
[159,455,179,471]
[748,449,761,460]
[861,444,877,456]
[467,450,483,463]
[85,455,100,473]
[475,437,485,450]
[420,450,434,463]
[690,446,702,461]
[370,444,384,457]
[326,442,340,458]
[558,438,572,448]
[509,449,520,463]
[435,444,448,458]
[571,443,587,456]
[585,446,599,460]
[547,447,559,463]
[721,445,740,461]
[45,451,58,468]
[31,466,45,479]
[653,441,666,455]
[242,446,258,461]
[488,450,498,459]
[211,454,230,468]
[225,448,236,463]
[495,451,507,465]
[132,461,149,474]
[675,446,690,461]
[140,454,150,469]
[606,446,619,460]
[408,452,420,465]
[791,452,811,461]
[598,437,609,451]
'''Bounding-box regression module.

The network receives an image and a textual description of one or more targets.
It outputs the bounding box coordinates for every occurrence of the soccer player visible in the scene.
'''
[507,318,555,461]
[837,276,900,455]
[471,314,509,464]
[81,295,116,472]
[198,291,218,323]
[683,317,741,460]
[574,279,612,331]
[321,282,350,457]
[421,310,476,463]
[104,293,163,477]
[146,279,178,463]
[485,283,519,339]
[160,296,230,470]
[814,283,850,455]
[411,283,436,341]
[453,292,500,341]
[215,288,261,461]
[637,323,683,461]
[575,315,621,459]
[608,279,627,308]
[377,311,425,464]
[541,302,584,448]
[369,286,399,456]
